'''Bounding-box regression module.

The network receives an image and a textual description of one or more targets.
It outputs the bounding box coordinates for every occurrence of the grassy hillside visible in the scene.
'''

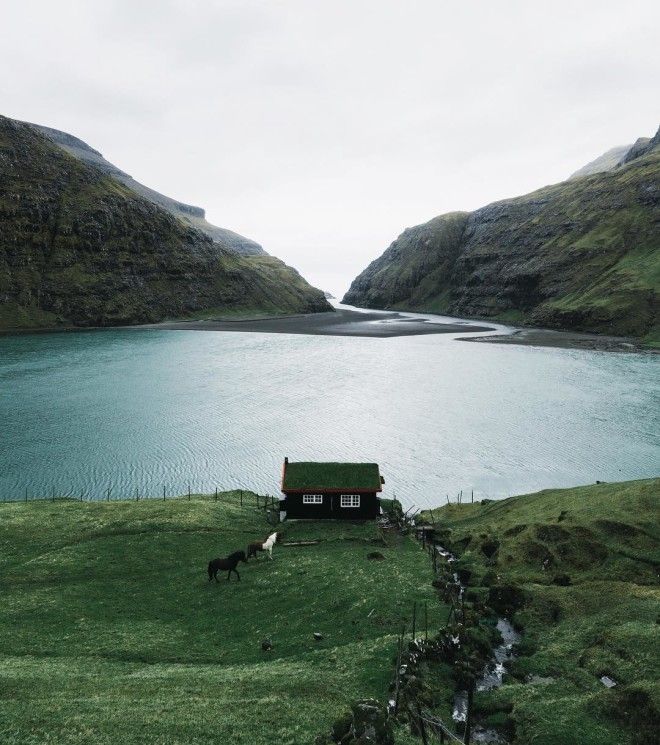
[420,478,660,745]
[0,493,436,744]
[0,116,330,330]
[344,128,660,340]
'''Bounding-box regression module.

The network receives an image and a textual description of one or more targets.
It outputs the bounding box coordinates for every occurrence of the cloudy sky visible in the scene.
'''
[2,0,659,296]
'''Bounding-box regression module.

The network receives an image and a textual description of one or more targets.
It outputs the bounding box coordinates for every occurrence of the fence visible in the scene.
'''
[0,486,282,524]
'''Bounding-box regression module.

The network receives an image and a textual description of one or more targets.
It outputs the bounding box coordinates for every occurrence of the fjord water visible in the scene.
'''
[1,323,658,507]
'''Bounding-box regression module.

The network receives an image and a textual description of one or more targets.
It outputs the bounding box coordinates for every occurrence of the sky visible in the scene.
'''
[2,0,659,297]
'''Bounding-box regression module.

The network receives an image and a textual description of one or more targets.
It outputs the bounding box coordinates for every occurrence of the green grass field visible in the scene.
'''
[0,494,437,744]
[421,478,660,745]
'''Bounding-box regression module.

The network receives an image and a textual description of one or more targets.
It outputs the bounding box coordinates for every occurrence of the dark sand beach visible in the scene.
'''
[144,308,493,338]
[460,327,654,353]
[145,308,653,351]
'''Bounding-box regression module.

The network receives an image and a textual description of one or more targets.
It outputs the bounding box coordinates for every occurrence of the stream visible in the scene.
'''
[435,545,521,744]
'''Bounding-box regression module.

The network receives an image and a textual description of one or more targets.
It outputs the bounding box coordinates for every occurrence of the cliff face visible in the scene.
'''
[0,116,330,329]
[344,128,660,338]
[31,122,265,256]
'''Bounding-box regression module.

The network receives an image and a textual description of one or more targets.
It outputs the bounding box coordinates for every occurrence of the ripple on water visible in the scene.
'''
[0,327,658,504]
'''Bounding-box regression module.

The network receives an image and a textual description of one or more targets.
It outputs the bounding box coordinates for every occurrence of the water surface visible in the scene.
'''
[1,319,657,506]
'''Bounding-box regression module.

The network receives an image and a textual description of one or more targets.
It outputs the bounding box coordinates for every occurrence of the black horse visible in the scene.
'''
[207,550,247,582]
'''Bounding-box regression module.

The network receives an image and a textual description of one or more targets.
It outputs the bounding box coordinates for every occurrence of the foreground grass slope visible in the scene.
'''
[0,494,435,744]
[423,478,660,745]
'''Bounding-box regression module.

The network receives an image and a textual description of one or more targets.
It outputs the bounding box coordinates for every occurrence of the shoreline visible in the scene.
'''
[459,326,655,353]
[1,307,654,351]
[137,308,494,338]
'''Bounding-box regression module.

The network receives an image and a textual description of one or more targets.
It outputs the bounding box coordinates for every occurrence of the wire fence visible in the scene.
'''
[1,485,280,508]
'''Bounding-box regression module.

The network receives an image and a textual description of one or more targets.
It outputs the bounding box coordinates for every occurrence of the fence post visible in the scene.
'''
[464,682,474,745]
[163,485,166,501]
[188,484,191,501]
[394,623,405,716]
[240,490,243,506]
[25,487,28,503]
[80,491,84,502]
[416,703,429,745]
[52,486,55,503]
[214,487,218,502]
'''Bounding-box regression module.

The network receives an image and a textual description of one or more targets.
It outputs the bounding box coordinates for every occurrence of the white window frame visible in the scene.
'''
[302,494,323,504]
[340,494,360,508]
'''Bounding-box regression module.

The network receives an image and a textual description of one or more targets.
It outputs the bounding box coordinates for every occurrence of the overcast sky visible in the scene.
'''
[2,1,659,296]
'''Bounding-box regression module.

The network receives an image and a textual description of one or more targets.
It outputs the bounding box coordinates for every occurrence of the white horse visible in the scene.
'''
[262,531,278,560]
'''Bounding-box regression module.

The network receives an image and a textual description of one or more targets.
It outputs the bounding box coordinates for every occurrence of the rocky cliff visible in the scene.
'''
[31,122,265,256]
[0,116,330,329]
[344,127,659,339]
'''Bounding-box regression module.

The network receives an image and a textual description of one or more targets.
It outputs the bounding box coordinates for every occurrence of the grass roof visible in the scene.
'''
[282,461,382,491]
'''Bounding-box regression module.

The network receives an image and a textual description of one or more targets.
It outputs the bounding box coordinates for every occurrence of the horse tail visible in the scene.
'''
[207,561,213,580]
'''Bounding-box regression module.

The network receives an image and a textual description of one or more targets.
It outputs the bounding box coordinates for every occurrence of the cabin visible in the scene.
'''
[279,458,384,520]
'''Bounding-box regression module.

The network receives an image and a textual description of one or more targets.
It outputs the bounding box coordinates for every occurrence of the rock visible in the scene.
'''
[331,712,352,742]
[350,699,394,745]
[325,699,394,744]
[261,638,273,652]
[314,632,324,641]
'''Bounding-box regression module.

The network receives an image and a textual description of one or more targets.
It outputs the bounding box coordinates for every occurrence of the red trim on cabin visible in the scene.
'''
[282,486,383,494]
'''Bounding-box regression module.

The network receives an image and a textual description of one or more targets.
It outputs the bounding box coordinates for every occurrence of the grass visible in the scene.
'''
[0,493,438,744]
[282,462,381,491]
[420,478,660,745]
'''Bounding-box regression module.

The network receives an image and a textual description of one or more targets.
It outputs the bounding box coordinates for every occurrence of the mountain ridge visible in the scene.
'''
[0,115,330,329]
[343,126,660,340]
[29,121,265,256]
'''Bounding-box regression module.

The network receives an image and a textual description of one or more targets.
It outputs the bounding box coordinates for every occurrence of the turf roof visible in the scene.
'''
[282,461,382,491]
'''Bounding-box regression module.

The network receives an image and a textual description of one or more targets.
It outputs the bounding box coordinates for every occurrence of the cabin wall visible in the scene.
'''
[282,492,380,520]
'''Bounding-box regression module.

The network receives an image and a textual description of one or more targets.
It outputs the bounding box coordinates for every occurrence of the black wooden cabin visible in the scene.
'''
[279,458,384,520]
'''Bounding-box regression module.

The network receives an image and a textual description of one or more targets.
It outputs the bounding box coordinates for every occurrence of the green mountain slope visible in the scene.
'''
[0,116,330,329]
[421,478,660,745]
[344,127,660,339]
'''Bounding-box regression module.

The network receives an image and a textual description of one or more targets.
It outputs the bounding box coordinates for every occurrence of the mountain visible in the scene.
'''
[569,144,632,179]
[344,126,660,339]
[31,123,265,256]
[0,116,330,329]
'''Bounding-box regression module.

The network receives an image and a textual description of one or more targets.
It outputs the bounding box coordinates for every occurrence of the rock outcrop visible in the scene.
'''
[344,127,660,338]
[0,116,330,329]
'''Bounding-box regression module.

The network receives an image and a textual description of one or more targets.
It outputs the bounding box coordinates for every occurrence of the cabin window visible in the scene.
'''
[302,494,323,504]
[340,494,360,508]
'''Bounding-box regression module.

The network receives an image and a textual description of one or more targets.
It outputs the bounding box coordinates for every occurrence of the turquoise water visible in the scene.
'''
[0,325,658,507]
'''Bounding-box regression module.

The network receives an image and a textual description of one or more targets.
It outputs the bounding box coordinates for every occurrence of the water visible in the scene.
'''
[477,619,521,692]
[0,318,658,504]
